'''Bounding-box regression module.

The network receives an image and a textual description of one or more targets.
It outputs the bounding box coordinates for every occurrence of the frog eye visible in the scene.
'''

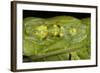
[69,28,77,36]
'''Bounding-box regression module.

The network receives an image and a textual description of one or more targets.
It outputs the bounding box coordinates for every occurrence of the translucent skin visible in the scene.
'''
[23,16,90,61]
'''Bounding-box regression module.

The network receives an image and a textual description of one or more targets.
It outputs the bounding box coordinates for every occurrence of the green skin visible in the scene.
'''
[23,16,90,62]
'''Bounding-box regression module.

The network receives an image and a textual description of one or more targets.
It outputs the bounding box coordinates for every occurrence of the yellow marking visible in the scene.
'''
[69,28,77,35]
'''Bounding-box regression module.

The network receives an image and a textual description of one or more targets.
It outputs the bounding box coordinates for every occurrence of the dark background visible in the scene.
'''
[23,10,91,19]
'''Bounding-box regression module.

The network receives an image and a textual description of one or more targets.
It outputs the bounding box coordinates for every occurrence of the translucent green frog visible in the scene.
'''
[23,16,90,62]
